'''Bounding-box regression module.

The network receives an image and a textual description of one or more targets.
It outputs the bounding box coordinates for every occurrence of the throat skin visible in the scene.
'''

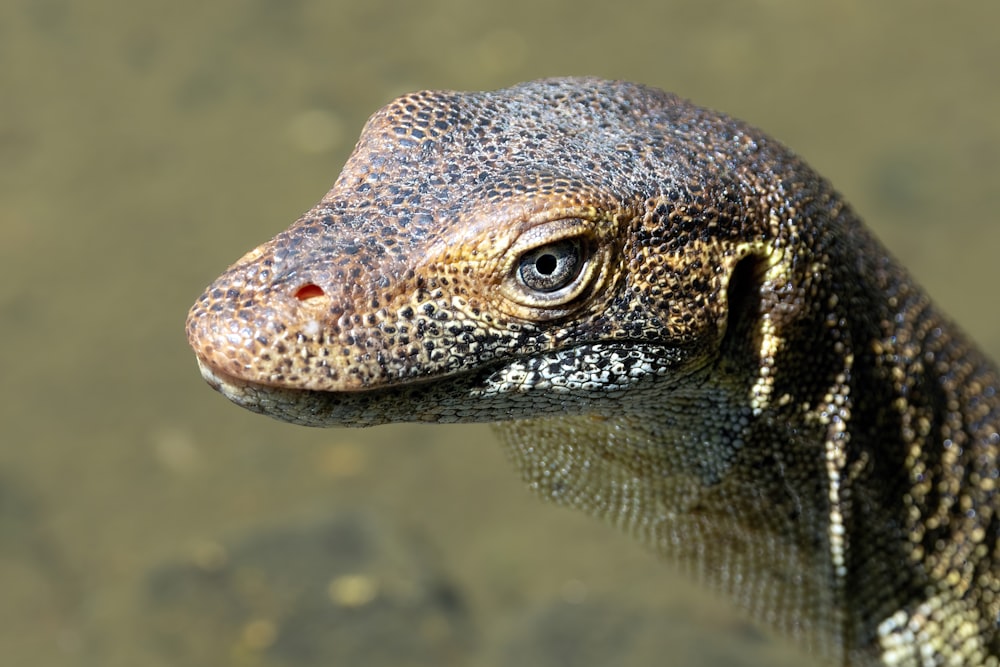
[185,78,1000,666]
[496,411,840,655]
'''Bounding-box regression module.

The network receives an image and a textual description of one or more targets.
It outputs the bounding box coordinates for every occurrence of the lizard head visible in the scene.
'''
[186,78,789,426]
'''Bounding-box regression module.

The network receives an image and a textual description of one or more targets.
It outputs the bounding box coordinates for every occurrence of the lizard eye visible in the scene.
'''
[499,220,607,319]
[516,238,584,293]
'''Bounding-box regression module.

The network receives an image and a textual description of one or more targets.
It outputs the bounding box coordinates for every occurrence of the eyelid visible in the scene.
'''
[501,218,592,276]
[497,218,608,320]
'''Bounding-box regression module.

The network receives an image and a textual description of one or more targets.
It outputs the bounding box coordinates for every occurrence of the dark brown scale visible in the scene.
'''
[187,78,1000,666]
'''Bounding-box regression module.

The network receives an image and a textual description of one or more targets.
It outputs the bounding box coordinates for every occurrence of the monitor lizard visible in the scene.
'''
[185,78,1000,666]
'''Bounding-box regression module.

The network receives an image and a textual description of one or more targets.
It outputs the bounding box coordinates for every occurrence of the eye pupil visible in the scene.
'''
[535,253,558,275]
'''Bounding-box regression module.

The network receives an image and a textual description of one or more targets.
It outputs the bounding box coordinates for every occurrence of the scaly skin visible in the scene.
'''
[186,78,1000,666]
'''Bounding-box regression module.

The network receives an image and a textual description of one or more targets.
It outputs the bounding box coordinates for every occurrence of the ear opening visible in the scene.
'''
[719,253,768,361]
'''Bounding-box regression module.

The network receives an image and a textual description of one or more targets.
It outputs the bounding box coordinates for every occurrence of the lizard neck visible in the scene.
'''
[496,219,1000,665]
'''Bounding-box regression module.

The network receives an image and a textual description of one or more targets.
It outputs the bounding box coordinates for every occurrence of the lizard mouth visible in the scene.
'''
[193,352,515,427]
[194,338,692,429]
[195,357,252,395]
[193,356,394,427]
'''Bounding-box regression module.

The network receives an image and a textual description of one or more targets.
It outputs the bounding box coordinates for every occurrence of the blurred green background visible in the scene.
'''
[1,1,998,665]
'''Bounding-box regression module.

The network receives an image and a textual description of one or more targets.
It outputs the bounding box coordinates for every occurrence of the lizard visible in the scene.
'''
[185,77,1000,666]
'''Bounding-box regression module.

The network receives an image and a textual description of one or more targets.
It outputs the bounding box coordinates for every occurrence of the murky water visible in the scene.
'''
[1,1,998,665]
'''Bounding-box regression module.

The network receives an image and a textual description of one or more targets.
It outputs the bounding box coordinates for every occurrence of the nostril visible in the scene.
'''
[294,283,326,301]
